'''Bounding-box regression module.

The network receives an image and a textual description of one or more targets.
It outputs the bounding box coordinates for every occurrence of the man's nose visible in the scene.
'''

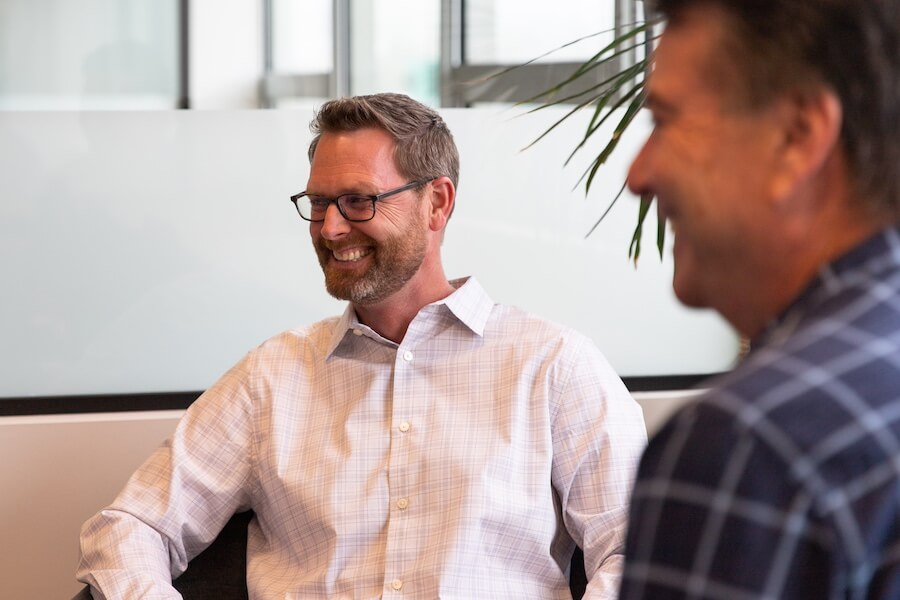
[626,141,652,197]
[319,202,351,239]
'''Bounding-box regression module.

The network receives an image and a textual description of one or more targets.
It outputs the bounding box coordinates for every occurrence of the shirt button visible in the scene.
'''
[391,579,403,591]
[397,498,409,509]
[398,421,410,433]
[402,350,413,362]
[352,329,363,336]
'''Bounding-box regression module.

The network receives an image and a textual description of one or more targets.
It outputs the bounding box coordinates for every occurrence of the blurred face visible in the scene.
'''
[627,6,783,317]
[307,128,429,305]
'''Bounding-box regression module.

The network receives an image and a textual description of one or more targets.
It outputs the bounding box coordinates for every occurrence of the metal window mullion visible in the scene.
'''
[178,0,190,109]
[440,0,464,107]
[261,0,273,107]
[442,0,641,107]
[263,0,274,74]
[333,0,351,98]
[615,0,637,77]
[615,0,637,38]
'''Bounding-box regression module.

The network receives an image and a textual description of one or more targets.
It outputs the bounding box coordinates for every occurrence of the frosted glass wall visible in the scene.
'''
[0,0,179,109]
[0,108,738,399]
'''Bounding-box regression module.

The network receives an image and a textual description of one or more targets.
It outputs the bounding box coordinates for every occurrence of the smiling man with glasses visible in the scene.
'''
[77,93,646,599]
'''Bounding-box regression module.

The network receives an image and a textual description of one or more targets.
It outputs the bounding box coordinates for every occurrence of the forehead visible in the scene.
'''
[646,7,733,111]
[311,128,396,168]
[308,128,400,189]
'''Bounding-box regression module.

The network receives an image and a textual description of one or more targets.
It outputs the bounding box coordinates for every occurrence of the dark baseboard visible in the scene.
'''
[0,391,202,417]
[623,373,718,392]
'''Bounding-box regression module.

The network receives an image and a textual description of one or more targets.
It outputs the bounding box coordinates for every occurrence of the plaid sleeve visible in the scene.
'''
[619,399,833,600]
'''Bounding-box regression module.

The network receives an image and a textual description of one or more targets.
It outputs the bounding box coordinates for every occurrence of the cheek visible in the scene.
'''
[648,132,708,189]
[386,201,428,232]
[309,224,325,248]
[680,141,755,205]
[372,208,407,234]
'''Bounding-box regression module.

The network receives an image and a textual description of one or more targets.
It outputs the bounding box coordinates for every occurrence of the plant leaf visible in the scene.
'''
[584,180,628,238]
[562,62,647,165]
[519,54,649,152]
[656,204,666,260]
[494,17,665,265]
[629,193,655,265]
[483,27,627,80]
[579,83,644,191]
[521,39,650,109]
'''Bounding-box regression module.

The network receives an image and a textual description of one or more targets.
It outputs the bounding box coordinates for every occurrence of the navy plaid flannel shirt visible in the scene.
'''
[620,226,900,599]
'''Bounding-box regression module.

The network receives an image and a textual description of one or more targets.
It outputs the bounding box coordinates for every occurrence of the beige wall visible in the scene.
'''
[1,411,182,600]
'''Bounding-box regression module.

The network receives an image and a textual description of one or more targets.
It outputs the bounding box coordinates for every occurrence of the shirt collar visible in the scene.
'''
[756,225,900,349]
[435,276,494,336]
[325,276,495,357]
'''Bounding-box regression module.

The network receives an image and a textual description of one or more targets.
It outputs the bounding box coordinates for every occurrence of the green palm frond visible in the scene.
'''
[491,18,665,263]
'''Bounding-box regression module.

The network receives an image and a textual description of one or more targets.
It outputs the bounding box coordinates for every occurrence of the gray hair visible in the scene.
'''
[308,93,460,190]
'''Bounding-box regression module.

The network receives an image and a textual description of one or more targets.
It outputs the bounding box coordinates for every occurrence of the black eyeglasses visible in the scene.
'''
[290,178,433,222]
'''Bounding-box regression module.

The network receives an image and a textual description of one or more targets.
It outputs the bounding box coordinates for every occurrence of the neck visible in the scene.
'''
[354,270,456,343]
[728,203,886,339]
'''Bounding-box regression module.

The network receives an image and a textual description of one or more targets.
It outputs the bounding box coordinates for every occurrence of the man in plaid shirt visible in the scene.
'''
[620,0,900,598]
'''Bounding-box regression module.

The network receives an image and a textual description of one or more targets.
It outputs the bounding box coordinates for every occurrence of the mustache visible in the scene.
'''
[317,235,374,251]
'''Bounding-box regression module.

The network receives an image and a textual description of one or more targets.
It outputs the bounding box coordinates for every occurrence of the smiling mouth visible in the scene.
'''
[333,247,372,262]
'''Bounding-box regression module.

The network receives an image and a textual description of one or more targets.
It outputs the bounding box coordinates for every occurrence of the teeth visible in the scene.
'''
[334,247,371,262]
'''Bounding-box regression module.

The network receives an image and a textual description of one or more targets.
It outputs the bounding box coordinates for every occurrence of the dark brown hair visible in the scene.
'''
[655,0,900,216]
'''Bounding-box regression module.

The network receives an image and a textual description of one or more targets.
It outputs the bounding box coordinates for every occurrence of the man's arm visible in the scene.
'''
[76,358,257,598]
[551,336,647,599]
[78,509,185,599]
[618,398,834,599]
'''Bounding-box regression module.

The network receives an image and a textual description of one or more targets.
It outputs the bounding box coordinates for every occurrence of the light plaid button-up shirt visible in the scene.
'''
[79,277,646,599]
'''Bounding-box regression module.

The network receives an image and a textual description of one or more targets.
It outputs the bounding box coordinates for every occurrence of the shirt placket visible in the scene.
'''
[381,340,424,596]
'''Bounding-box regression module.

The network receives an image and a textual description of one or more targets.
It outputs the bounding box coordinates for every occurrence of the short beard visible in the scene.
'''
[315,219,428,306]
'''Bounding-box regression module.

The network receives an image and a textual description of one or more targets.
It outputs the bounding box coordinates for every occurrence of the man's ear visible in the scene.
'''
[427,176,455,232]
[769,88,843,204]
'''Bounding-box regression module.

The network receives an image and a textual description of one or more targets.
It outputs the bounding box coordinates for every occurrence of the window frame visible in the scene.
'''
[260,0,646,108]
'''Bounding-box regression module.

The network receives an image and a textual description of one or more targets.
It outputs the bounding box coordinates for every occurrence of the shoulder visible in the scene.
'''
[639,336,900,511]
[453,277,597,352]
[483,304,618,387]
[622,386,830,600]
[636,364,803,505]
[486,303,594,350]
[483,305,635,417]
[638,391,757,482]
[246,316,342,361]
[200,316,344,393]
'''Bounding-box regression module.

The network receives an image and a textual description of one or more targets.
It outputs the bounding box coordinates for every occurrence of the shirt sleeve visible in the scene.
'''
[550,334,648,600]
[76,355,258,598]
[618,400,833,599]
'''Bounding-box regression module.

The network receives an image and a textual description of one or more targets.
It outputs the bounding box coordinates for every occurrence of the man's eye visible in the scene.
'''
[308,197,330,210]
[342,195,371,207]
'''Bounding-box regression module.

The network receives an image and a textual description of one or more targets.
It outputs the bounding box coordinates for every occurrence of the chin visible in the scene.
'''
[672,266,709,310]
[673,286,708,309]
[325,275,367,301]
